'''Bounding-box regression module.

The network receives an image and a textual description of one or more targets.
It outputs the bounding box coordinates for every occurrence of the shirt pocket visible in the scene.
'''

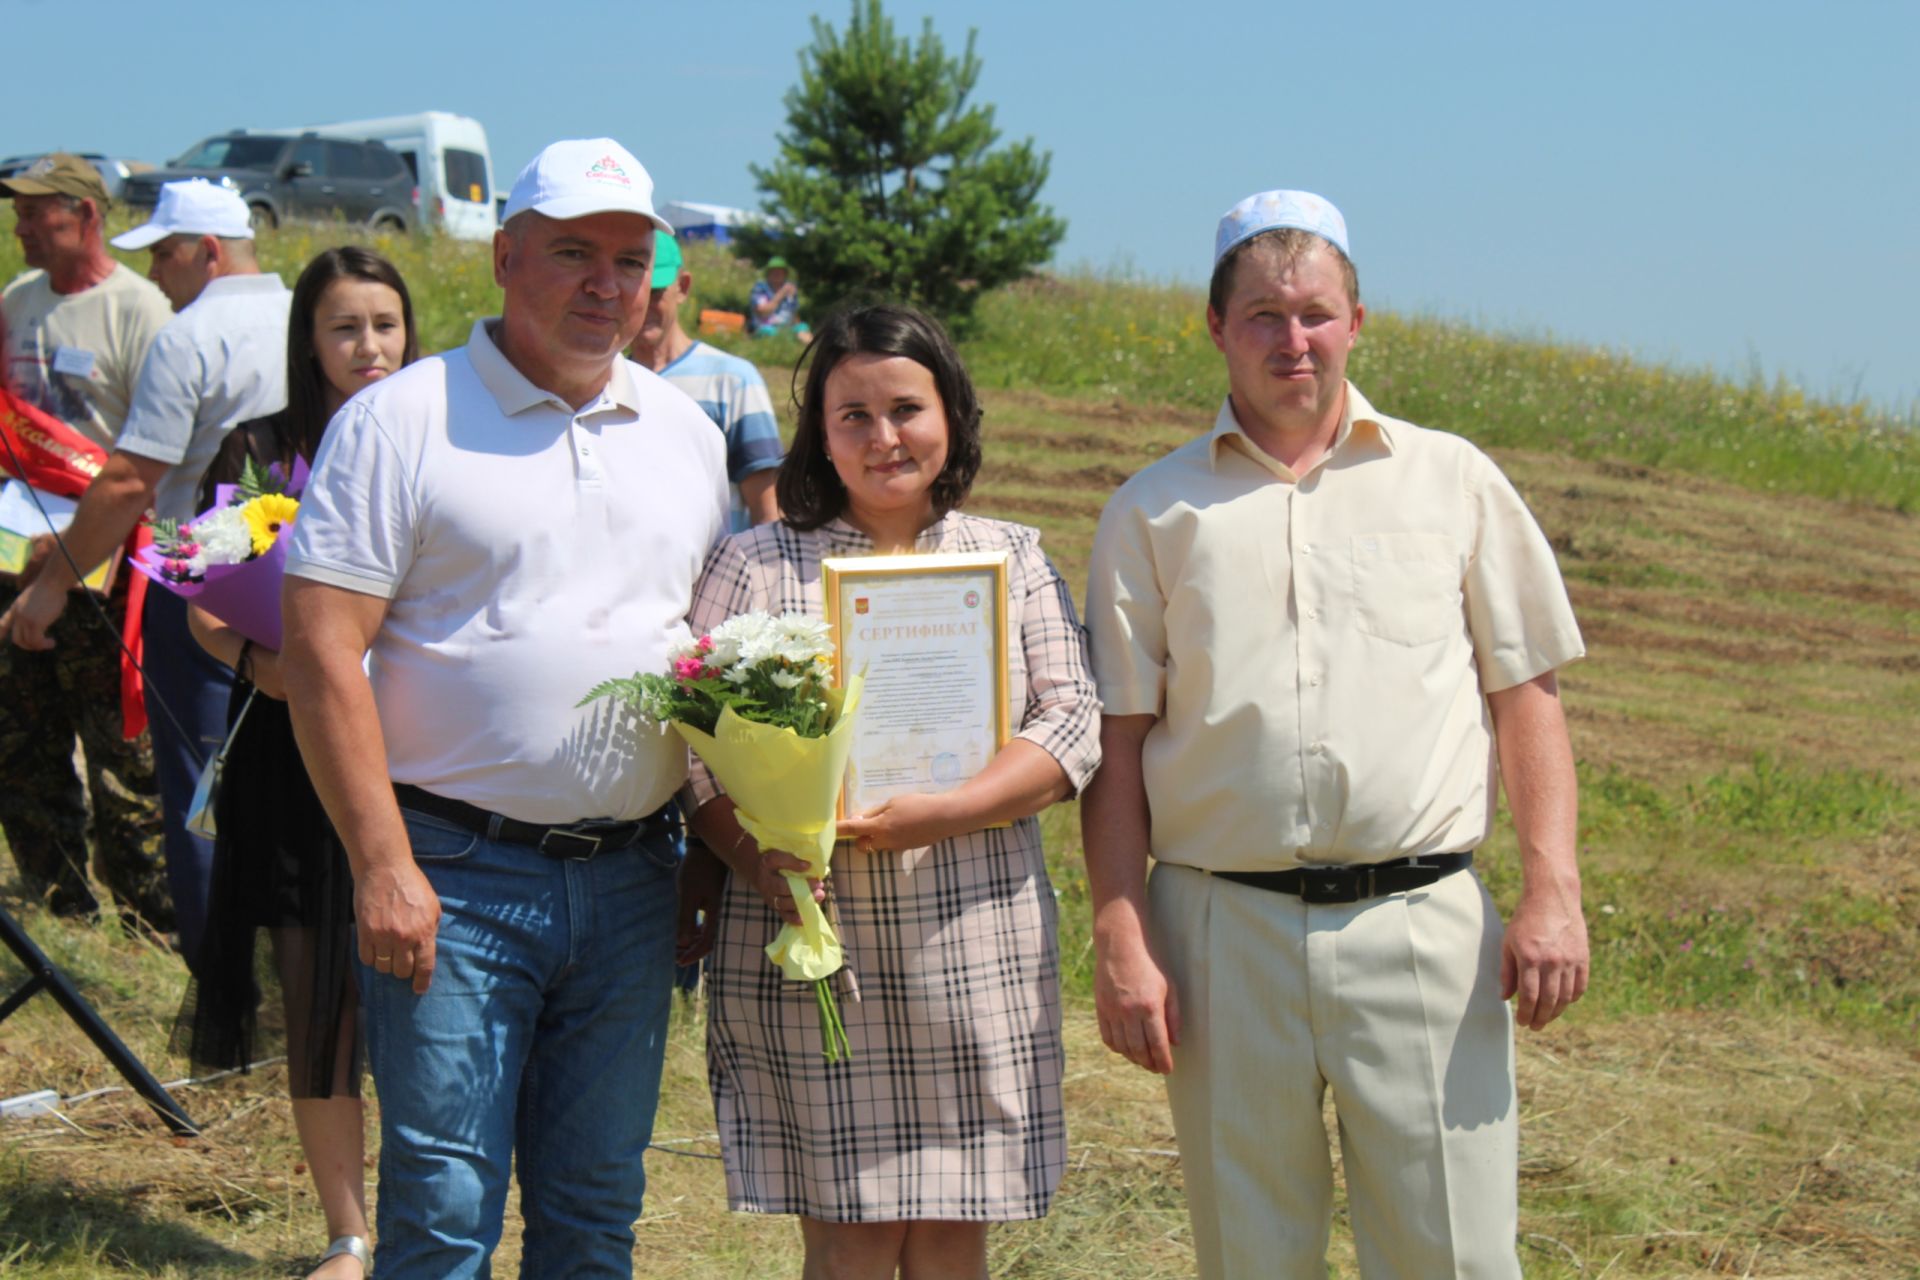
[1349,532,1463,647]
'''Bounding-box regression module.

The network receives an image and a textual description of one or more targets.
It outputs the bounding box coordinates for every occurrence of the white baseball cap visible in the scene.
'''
[112,178,255,250]
[1214,189,1351,265]
[501,138,671,231]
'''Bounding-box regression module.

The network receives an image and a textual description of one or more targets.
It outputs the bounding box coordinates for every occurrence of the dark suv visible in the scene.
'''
[120,132,417,233]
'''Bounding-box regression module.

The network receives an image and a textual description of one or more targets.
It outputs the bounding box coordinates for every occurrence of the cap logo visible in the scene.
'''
[586,156,631,187]
[25,157,55,177]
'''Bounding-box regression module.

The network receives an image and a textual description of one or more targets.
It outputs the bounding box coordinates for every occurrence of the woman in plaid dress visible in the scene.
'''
[682,304,1100,1277]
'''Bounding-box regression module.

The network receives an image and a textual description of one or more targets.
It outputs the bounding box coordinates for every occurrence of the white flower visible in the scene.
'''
[774,614,833,664]
[195,507,254,565]
[701,610,835,684]
[705,611,772,670]
[768,669,804,689]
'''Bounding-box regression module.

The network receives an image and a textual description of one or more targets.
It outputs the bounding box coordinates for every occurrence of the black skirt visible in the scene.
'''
[170,682,361,1099]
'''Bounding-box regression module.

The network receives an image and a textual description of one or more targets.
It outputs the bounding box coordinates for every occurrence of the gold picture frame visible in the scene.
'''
[822,550,1012,819]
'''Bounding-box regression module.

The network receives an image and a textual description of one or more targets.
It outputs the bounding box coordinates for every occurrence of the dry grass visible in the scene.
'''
[4,224,1918,1276]
[7,974,1917,1277]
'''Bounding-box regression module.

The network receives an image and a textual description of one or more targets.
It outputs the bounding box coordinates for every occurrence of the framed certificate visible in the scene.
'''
[823,551,1011,818]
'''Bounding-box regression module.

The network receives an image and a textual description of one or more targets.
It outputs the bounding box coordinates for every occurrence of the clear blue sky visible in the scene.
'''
[11,0,1915,411]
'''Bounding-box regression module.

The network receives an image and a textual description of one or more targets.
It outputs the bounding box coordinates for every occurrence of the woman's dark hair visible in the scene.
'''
[283,246,418,462]
[777,303,983,531]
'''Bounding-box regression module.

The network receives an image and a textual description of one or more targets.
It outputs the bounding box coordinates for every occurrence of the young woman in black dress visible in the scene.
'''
[177,246,417,1280]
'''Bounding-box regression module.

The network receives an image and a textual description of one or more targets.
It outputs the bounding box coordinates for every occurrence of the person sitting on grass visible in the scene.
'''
[748,255,811,342]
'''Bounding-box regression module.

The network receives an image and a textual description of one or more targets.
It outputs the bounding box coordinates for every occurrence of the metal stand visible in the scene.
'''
[0,903,197,1136]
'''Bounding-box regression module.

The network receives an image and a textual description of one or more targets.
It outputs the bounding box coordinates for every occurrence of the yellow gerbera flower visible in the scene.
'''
[241,494,300,556]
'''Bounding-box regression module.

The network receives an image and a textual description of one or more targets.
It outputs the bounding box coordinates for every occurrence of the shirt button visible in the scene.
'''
[1301,544,1314,555]
[1309,674,1322,686]
[1306,608,1320,621]
[1312,742,1327,754]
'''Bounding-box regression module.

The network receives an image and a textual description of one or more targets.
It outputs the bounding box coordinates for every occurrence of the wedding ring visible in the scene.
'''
[375,953,393,962]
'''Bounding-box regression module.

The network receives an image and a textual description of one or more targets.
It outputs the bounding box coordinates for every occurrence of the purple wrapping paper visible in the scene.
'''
[132,536,288,650]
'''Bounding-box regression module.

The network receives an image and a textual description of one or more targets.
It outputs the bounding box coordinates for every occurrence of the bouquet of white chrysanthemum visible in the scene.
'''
[584,611,866,1062]
[599,610,840,737]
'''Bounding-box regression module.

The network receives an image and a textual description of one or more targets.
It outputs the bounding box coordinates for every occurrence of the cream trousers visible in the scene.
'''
[1149,862,1522,1279]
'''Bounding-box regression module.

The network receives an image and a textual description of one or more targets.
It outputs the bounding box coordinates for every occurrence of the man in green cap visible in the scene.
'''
[0,152,172,925]
[748,255,809,340]
[629,230,783,530]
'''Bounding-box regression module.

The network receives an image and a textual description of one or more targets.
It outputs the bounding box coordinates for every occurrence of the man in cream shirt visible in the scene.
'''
[283,138,725,1278]
[1082,190,1588,1278]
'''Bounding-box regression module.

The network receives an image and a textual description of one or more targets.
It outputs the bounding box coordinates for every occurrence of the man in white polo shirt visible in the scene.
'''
[2,178,290,966]
[1081,191,1588,1277]
[282,138,726,1279]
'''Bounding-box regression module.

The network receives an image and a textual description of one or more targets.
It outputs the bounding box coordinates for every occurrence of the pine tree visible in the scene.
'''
[736,0,1066,330]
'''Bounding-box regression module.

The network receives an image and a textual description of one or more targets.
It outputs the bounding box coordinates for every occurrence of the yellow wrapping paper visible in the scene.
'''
[674,674,865,982]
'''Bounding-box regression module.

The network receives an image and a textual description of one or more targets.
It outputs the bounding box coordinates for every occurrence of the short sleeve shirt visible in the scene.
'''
[749,279,799,329]
[2,265,174,450]
[1084,382,1584,871]
[116,273,291,522]
[285,319,730,824]
[656,340,783,530]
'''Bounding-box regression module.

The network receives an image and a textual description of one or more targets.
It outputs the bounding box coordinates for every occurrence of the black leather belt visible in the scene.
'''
[394,784,678,861]
[1214,851,1473,904]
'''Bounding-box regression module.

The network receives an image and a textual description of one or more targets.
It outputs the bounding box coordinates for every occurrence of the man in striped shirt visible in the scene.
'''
[629,231,782,530]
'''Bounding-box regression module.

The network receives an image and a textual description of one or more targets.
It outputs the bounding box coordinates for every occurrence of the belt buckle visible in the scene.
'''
[1298,865,1362,904]
[539,827,603,861]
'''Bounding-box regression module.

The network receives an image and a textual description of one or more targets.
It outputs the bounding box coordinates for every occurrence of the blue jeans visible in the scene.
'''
[140,586,232,965]
[360,808,680,1279]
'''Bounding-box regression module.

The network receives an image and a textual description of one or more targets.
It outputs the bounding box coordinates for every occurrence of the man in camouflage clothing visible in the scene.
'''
[0,154,169,924]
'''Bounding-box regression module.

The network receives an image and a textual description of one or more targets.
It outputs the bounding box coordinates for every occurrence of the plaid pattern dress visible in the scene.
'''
[686,513,1101,1222]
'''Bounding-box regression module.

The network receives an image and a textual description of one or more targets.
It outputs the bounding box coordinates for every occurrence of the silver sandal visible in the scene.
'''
[317,1235,372,1275]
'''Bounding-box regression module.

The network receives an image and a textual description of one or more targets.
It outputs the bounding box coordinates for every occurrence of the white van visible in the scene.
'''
[283,112,496,241]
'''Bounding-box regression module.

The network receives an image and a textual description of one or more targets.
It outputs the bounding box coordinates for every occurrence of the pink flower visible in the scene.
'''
[695,635,714,654]
[674,656,706,682]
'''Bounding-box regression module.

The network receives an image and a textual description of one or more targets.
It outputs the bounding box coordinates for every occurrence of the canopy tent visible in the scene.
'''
[659,200,754,243]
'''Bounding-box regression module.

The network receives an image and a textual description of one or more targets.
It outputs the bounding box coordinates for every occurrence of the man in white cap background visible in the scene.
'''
[0,152,173,926]
[282,137,726,1277]
[1080,190,1589,1276]
[3,177,291,969]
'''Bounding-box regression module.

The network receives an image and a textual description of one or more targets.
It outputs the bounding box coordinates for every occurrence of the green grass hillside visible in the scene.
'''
[2,220,1916,1277]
